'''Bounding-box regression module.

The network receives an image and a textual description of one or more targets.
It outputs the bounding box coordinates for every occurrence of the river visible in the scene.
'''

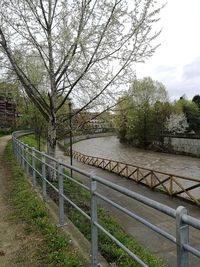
[72,135,200,179]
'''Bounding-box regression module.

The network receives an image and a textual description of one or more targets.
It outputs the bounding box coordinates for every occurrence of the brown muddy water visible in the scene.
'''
[72,136,200,180]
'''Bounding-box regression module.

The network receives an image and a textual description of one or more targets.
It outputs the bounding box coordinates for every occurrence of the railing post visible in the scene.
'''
[32,148,36,189]
[170,176,173,195]
[26,145,29,175]
[58,160,65,226]
[90,178,98,267]
[126,165,128,177]
[14,139,18,162]
[42,153,47,202]
[116,163,119,174]
[14,141,21,164]
[15,140,19,163]
[136,167,139,182]
[150,171,154,188]
[16,141,20,164]
[20,142,23,166]
[12,136,15,157]
[176,206,189,267]
[22,143,25,171]
[18,141,21,163]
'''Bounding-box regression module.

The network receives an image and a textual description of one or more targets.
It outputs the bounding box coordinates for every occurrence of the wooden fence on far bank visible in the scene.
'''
[66,149,200,207]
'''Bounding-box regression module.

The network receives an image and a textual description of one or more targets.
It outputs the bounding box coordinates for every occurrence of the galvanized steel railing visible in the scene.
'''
[12,132,200,267]
[67,150,200,207]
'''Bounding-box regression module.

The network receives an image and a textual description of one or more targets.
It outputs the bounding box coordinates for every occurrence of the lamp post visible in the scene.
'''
[68,99,73,177]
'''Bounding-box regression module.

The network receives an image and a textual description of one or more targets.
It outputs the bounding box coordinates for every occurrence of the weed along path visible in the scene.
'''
[0,136,85,267]
[0,136,34,266]
[0,136,47,266]
[56,144,200,267]
[0,136,25,266]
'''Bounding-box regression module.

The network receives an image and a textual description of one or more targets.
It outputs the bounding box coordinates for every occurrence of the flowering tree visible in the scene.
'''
[165,113,189,135]
[0,0,164,162]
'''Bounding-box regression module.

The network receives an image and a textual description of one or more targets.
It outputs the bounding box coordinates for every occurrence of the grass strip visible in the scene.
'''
[5,141,83,267]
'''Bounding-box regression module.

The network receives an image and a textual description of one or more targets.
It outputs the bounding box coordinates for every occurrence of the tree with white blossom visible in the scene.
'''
[165,113,189,135]
[0,0,164,163]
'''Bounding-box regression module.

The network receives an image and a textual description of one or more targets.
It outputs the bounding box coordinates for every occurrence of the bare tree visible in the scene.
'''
[0,0,164,159]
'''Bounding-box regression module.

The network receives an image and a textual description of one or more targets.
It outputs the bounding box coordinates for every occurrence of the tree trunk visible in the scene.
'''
[47,116,57,181]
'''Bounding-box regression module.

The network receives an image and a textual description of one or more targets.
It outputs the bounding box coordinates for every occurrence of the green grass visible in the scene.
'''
[21,135,165,267]
[5,141,83,267]
[20,134,46,151]
[0,128,11,136]
[20,134,37,147]
[58,177,165,267]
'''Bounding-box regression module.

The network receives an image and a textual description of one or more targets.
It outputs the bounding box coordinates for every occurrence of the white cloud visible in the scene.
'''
[183,58,200,80]
[135,0,200,100]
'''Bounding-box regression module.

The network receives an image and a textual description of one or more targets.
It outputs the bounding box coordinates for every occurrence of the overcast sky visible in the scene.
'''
[136,0,200,100]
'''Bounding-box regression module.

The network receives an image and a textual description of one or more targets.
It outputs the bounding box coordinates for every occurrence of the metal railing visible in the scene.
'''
[12,132,200,267]
[66,149,200,207]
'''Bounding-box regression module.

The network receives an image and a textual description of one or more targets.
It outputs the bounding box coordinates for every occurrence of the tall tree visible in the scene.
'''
[175,97,200,134]
[130,77,168,146]
[0,0,164,159]
[165,113,189,135]
[115,77,169,147]
[152,100,173,140]
[192,95,200,109]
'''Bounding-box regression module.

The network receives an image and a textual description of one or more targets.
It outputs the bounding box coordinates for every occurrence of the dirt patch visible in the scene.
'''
[0,136,44,267]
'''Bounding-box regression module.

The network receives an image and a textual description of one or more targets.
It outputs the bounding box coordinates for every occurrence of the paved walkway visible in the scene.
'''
[56,145,200,267]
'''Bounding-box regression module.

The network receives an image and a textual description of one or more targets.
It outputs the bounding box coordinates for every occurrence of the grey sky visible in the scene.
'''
[136,0,200,100]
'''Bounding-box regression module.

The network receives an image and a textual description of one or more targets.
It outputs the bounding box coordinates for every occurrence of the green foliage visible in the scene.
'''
[18,102,48,150]
[0,128,11,136]
[20,134,38,147]
[0,81,19,99]
[5,141,83,267]
[175,97,200,134]
[115,78,200,145]
[183,104,200,133]
[152,101,174,138]
[192,95,200,109]
[115,77,170,147]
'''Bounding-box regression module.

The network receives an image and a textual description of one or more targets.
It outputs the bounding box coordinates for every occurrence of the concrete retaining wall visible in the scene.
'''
[59,132,114,148]
[164,136,200,157]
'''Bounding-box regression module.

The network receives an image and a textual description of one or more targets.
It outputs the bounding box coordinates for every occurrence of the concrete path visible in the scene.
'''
[56,145,200,267]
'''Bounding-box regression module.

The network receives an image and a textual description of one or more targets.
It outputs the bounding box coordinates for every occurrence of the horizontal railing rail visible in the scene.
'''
[12,131,200,267]
[66,149,200,206]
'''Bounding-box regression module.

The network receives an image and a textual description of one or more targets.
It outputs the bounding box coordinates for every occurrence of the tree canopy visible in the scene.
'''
[114,82,200,147]
[115,77,170,147]
[0,0,164,158]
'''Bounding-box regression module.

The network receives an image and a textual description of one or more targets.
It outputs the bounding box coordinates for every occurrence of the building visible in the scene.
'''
[72,111,109,133]
[0,96,16,128]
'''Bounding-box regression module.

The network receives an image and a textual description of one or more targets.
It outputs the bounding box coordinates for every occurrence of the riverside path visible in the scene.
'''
[56,136,200,267]
[0,136,43,266]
